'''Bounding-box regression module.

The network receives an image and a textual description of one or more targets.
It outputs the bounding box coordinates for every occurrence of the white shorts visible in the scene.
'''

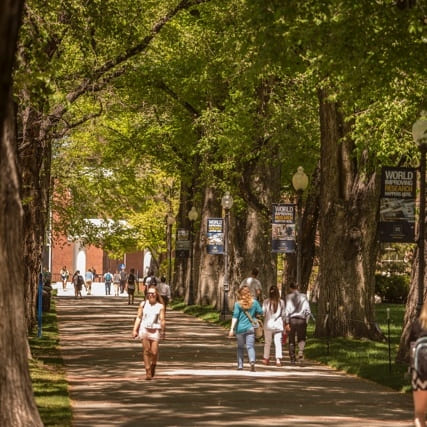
[139,326,160,341]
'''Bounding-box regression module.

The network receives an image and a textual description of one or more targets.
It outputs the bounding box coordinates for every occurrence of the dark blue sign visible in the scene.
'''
[271,204,296,253]
[207,218,224,254]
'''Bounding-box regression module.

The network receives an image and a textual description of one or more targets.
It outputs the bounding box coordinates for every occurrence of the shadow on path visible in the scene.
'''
[56,296,413,427]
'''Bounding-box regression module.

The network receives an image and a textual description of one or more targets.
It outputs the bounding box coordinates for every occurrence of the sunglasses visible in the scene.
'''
[148,293,156,297]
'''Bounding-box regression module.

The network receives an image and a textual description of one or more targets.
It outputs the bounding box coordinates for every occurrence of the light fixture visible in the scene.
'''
[221,191,234,210]
[188,206,199,222]
[292,166,309,192]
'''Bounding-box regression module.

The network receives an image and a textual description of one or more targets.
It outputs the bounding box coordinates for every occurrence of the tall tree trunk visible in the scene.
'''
[315,89,383,339]
[0,97,43,427]
[397,210,427,362]
[0,2,43,425]
[300,164,320,293]
[18,108,52,332]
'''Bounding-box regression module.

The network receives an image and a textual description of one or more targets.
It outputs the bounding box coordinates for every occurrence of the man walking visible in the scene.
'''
[284,282,312,364]
[239,267,262,301]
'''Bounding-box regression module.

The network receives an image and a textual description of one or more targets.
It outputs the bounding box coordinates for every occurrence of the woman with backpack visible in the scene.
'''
[409,299,427,427]
[127,268,136,305]
[72,270,84,299]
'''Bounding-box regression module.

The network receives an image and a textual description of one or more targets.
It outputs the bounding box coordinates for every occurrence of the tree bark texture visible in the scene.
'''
[397,216,427,362]
[18,107,52,332]
[315,89,382,339]
[0,0,24,134]
[301,164,321,293]
[0,97,43,427]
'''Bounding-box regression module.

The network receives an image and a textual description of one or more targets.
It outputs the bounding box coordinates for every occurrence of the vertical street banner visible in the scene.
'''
[379,167,416,243]
[271,203,296,253]
[175,229,190,258]
[206,218,224,254]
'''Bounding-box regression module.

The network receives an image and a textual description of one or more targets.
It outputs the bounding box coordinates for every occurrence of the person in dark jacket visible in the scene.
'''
[284,282,311,364]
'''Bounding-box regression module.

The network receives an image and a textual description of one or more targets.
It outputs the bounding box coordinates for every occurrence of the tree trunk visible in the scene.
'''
[0,97,43,427]
[300,164,320,293]
[397,219,427,362]
[315,89,383,339]
[18,108,52,332]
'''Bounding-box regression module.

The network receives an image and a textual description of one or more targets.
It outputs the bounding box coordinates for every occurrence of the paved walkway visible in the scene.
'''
[54,285,414,427]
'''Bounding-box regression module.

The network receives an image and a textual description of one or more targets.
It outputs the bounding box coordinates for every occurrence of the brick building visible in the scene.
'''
[48,233,150,282]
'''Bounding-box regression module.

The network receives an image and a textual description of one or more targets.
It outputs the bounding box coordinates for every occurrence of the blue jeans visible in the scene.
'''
[236,329,256,368]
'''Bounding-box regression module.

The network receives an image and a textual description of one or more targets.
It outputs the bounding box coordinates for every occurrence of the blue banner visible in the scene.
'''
[271,204,296,253]
[206,218,224,254]
[176,229,190,258]
[379,167,416,243]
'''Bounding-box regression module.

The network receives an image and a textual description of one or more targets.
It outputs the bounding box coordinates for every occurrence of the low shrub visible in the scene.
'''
[375,274,410,303]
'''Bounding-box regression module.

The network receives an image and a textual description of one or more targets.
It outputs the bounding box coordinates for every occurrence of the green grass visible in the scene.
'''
[29,295,72,427]
[170,299,410,393]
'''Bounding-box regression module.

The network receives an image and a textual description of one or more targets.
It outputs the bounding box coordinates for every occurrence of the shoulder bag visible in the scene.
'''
[244,309,264,339]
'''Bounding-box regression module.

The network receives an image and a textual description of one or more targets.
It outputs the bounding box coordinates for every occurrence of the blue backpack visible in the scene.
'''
[105,273,112,282]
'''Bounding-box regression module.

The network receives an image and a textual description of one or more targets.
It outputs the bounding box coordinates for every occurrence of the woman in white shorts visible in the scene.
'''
[132,287,165,380]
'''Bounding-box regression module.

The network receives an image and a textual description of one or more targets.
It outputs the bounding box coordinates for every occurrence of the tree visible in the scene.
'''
[0,0,43,424]
[15,0,212,330]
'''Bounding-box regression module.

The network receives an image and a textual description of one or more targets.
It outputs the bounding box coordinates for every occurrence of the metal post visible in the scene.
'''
[296,190,303,288]
[222,208,230,320]
[167,221,172,285]
[37,273,43,338]
[387,308,391,373]
[417,145,426,315]
[188,220,195,305]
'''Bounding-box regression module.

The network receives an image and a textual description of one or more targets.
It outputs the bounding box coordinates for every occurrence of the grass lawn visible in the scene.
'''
[170,299,411,392]
[29,296,72,427]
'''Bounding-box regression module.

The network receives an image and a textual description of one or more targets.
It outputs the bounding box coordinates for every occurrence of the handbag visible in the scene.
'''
[266,303,284,332]
[244,309,264,339]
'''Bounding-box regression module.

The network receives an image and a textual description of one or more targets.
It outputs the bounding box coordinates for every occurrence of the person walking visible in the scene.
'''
[409,300,427,427]
[132,287,166,380]
[284,282,312,364]
[119,268,127,294]
[113,270,121,296]
[127,268,137,305]
[228,285,263,371]
[85,269,94,295]
[60,266,69,291]
[158,276,171,307]
[104,271,113,295]
[239,267,262,301]
[142,269,156,297]
[72,270,84,299]
[262,285,285,366]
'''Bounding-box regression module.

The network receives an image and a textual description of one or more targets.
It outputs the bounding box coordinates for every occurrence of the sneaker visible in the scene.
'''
[298,351,304,361]
[276,359,281,367]
[237,367,243,370]
[250,363,255,372]
[262,358,270,366]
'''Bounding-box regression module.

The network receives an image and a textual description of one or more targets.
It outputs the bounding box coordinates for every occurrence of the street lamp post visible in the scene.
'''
[187,206,198,305]
[166,212,176,285]
[292,167,309,288]
[412,114,427,316]
[221,191,233,319]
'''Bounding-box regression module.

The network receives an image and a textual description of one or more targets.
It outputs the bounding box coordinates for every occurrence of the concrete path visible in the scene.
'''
[55,291,414,427]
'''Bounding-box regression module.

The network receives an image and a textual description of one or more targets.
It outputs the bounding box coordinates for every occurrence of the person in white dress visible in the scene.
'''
[132,286,165,380]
